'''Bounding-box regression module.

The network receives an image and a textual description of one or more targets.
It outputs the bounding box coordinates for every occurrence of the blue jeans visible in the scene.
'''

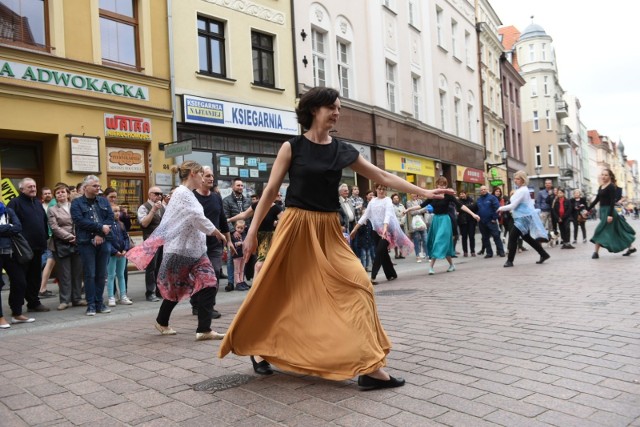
[78,242,111,309]
[412,229,428,257]
[227,248,234,286]
[478,222,504,256]
[107,255,127,298]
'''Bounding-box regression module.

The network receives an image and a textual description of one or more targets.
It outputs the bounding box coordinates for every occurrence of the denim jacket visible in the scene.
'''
[70,196,115,244]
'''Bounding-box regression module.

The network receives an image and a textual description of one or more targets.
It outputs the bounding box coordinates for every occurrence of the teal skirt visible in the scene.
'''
[590,206,635,253]
[426,214,455,259]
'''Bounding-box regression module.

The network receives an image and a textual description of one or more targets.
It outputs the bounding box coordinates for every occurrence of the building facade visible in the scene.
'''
[169,0,298,198]
[0,0,172,231]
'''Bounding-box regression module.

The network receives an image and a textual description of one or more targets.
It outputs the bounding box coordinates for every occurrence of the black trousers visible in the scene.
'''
[507,225,549,263]
[157,286,216,333]
[558,219,570,244]
[459,221,476,254]
[371,233,396,280]
[22,249,43,309]
[0,254,28,316]
[573,218,587,241]
[145,247,163,297]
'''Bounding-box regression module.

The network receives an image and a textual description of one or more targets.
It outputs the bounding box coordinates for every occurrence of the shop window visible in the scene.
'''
[198,15,226,77]
[251,30,275,87]
[108,177,145,231]
[0,0,49,50]
[99,0,139,68]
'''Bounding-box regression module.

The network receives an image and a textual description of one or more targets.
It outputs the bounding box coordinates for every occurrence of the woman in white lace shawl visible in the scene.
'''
[127,161,227,340]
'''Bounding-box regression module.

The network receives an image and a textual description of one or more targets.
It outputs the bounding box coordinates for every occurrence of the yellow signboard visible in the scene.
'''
[1,178,19,204]
[384,151,435,176]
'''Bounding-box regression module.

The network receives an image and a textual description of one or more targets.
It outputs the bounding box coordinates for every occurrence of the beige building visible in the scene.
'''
[170,0,297,198]
[0,0,172,231]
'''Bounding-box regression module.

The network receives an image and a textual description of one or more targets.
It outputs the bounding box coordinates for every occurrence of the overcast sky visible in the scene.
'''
[489,0,640,162]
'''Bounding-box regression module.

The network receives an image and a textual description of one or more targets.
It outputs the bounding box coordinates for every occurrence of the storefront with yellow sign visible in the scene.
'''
[383,150,436,197]
[456,166,486,196]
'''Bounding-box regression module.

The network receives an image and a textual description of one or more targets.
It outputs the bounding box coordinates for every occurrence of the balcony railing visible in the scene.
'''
[555,100,568,119]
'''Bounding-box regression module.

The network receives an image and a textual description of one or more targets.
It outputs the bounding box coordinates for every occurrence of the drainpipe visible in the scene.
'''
[290,0,302,99]
[167,0,177,142]
[475,0,488,175]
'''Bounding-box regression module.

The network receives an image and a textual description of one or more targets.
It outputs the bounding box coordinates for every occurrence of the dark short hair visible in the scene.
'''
[296,87,340,129]
[232,177,243,184]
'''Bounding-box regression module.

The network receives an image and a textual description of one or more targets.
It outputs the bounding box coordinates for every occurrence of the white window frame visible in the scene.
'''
[548,145,555,166]
[412,75,421,120]
[386,61,396,112]
[436,7,443,47]
[530,77,537,97]
[529,44,535,62]
[451,19,458,58]
[535,145,542,167]
[542,43,547,60]
[336,40,351,98]
[533,110,539,131]
[311,29,327,87]
[467,104,474,142]
[439,90,448,131]
[464,31,471,66]
[408,0,417,27]
[543,76,549,96]
[546,109,551,130]
[454,97,461,136]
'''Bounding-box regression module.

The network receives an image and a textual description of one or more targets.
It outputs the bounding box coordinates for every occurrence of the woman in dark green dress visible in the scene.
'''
[589,168,636,258]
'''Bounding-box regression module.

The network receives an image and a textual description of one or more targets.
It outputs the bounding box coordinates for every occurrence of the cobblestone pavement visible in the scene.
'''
[1,219,639,426]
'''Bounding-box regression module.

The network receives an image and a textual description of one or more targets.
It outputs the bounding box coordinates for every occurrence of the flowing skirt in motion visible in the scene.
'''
[590,206,636,253]
[426,213,455,259]
[218,208,391,380]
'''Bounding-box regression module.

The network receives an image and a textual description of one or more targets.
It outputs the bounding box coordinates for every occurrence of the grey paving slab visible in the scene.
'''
[0,219,639,425]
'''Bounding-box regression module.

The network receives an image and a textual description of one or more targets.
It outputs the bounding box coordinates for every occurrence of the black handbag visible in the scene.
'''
[11,234,33,264]
[54,238,76,258]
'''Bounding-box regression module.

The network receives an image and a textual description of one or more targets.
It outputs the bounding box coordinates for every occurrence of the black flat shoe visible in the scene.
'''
[357,375,405,390]
[592,252,599,259]
[250,356,273,375]
[503,261,514,267]
[622,248,637,256]
[536,253,550,264]
[388,276,397,281]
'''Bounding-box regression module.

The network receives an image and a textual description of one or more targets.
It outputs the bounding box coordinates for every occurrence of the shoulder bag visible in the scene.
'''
[11,233,33,264]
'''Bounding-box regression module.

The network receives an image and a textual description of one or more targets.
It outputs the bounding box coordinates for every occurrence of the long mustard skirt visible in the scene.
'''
[218,208,391,380]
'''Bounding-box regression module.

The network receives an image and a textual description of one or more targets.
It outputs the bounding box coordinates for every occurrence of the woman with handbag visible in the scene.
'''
[0,202,34,327]
[406,193,428,262]
[48,184,85,310]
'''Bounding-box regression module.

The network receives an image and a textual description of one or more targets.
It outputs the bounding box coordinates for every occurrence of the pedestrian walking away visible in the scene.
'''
[127,160,227,340]
[498,170,550,267]
[588,168,636,259]
[218,87,453,390]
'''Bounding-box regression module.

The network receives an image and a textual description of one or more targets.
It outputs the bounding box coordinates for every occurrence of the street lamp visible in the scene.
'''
[486,147,508,172]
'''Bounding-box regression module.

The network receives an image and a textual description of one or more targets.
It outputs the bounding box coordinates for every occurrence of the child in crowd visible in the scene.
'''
[231,220,250,291]
[107,205,133,306]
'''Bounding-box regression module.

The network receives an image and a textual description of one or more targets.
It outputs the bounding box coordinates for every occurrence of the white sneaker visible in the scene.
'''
[120,295,133,305]
[108,297,116,307]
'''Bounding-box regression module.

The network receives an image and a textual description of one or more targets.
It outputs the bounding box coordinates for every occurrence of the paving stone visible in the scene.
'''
[333,412,394,427]
[542,366,606,385]
[588,410,636,427]
[553,378,621,399]
[1,393,44,410]
[58,403,110,425]
[149,400,204,422]
[290,397,351,421]
[435,410,500,427]
[429,393,496,418]
[476,393,546,417]
[106,402,156,424]
[284,413,335,427]
[570,392,640,418]
[337,396,401,419]
[500,366,560,384]
[14,404,63,425]
[484,409,551,427]
[42,392,87,410]
[386,394,448,418]
[464,367,520,385]
[244,397,302,423]
[385,410,448,426]
[81,389,128,409]
[535,409,605,427]
[0,401,29,427]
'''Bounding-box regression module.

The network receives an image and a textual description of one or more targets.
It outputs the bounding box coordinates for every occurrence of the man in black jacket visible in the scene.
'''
[7,178,50,312]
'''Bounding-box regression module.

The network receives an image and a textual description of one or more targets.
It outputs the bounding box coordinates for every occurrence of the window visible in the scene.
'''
[515,88,520,106]
[311,29,326,87]
[100,0,138,68]
[535,145,541,167]
[543,76,549,96]
[489,87,494,110]
[0,0,48,49]
[439,90,447,130]
[541,43,547,60]
[451,19,458,57]
[548,145,555,166]
[546,109,551,130]
[197,16,225,77]
[252,31,275,87]
[533,110,539,131]
[336,41,350,97]
[528,44,534,62]
[408,0,417,26]
[464,31,471,65]
[530,77,537,97]
[412,75,421,120]
[436,7,443,47]
[454,97,461,136]
[467,104,474,142]
[386,61,396,112]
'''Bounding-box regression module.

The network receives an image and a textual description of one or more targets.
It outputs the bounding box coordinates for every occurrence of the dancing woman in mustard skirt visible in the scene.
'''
[218,87,452,389]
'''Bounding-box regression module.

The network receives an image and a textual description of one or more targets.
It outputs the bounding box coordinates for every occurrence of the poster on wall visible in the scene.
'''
[69,135,100,173]
[108,178,144,231]
[106,147,145,173]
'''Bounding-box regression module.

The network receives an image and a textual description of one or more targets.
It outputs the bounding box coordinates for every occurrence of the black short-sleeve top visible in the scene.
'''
[421,194,461,215]
[285,135,359,212]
